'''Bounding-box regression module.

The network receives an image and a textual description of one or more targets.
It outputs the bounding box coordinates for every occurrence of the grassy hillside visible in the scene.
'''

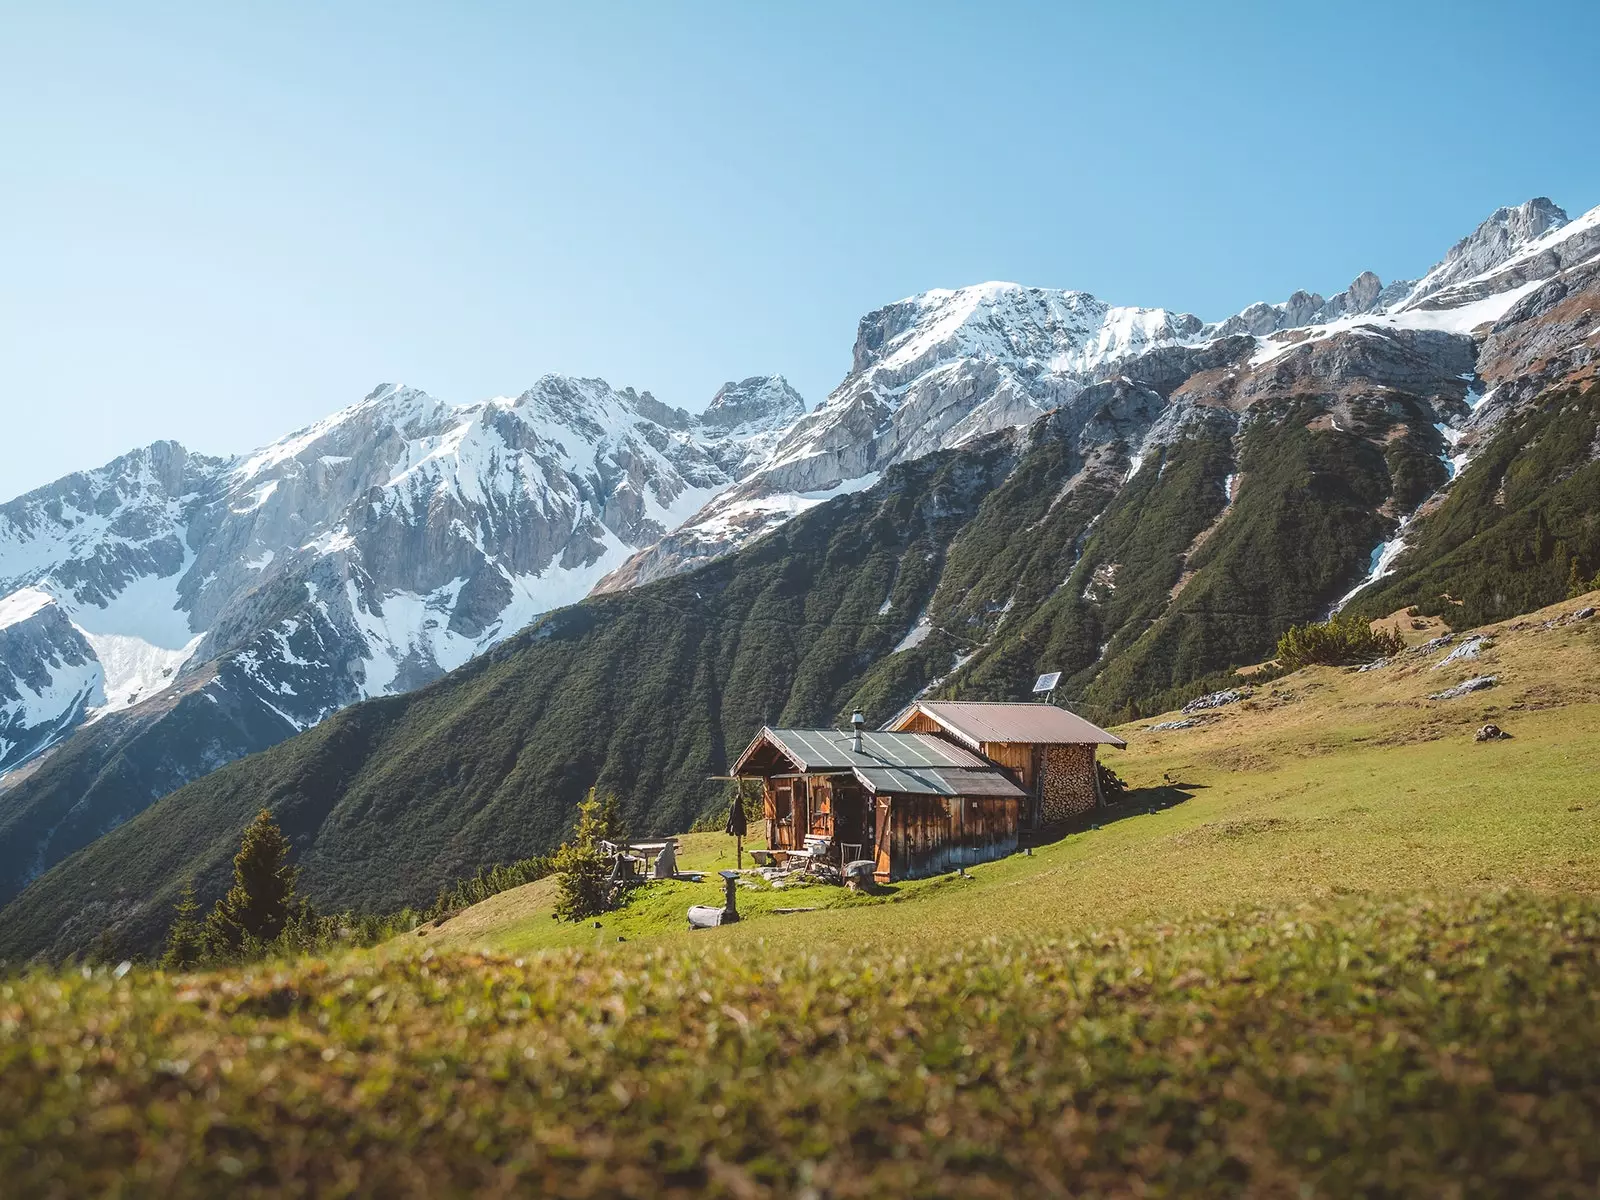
[4,595,1597,1196]
[415,590,1600,958]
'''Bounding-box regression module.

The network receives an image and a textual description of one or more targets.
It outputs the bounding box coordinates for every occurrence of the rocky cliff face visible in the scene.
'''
[0,593,102,772]
[1403,198,1571,308]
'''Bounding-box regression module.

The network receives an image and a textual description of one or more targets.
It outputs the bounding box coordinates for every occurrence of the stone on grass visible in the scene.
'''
[1427,675,1497,701]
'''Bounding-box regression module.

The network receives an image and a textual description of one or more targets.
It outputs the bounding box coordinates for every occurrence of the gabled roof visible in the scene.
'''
[733,727,989,775]
[889,701,1127,748]
[731,727,1025,799]
[732,729,985,774]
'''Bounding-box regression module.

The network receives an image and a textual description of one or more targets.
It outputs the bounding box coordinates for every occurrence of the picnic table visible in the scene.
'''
[600,838,681,880]
[600,839,678,858]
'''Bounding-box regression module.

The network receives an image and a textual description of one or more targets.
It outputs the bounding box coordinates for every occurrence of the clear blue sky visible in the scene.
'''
[2,0,1596,496]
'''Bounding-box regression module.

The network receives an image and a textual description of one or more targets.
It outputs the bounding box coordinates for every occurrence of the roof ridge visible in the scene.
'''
[922,699,1055,705]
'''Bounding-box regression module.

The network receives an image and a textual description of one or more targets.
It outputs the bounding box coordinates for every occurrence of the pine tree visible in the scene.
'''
[204,809,297,958]
[552,789,624,922]
[160,878,205,970]
[1565,557,1598,601]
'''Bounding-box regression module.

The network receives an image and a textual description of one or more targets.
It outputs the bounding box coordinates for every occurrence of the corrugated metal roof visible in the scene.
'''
[899,701,1127,748]
[852,766,1026,797]
[759,728,989,772]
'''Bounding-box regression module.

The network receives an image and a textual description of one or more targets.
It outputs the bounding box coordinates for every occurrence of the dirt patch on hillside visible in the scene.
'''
[1177,816,1305,846]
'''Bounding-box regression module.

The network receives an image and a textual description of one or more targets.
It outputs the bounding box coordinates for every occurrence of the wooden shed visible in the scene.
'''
[884,701,1126,829]
[731,726,1027,884]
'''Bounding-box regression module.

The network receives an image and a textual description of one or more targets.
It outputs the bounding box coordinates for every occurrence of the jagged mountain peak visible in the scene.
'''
[701,375,807,433]
[233,383,454,484]
[1403,197,1570,307]
[852,282,1204,379]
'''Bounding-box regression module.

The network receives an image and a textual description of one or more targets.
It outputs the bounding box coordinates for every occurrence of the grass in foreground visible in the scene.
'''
[4,889,1598,1197]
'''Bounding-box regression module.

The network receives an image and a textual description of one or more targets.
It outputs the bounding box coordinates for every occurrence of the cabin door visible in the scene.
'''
[832,786,870,864]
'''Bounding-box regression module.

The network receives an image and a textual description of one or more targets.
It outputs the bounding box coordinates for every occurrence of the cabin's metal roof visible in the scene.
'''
[852,765,1026,798]
[733,728,988,775]
[892,701,1127,748]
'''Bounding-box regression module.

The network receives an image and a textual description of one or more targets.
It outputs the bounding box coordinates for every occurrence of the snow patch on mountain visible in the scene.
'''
[0,594,105,770]
[1249,278,1549,368]
[0,588,53,629]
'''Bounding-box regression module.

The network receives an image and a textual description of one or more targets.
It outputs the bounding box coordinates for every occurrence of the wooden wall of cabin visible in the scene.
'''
[874,797,892,882]
[764,778,798,850]
[763,775,875,856]
[1039,744,1100,822]
[896,710,943,735]
[979,741,1037,793]
[884,793,1021,881]
[805,776,874,858]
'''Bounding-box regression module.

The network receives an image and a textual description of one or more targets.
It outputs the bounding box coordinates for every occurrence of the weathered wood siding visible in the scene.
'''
[885,794,1021,880]
[896,710,944,735]
[874,798,892,882]
[978,741,1036,793]
[1040,743,1099,822]
[764,779,798,850]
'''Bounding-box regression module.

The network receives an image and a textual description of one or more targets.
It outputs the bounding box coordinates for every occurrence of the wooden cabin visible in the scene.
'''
[884,701,1126,830]
[731,726,1027,884]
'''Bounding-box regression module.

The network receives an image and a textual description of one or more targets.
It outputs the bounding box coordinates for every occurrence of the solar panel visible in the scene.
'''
[1032,671,1062,693]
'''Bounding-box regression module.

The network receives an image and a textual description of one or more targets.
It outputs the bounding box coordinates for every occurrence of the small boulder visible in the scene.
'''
[1475,723,1511,742]
[1427,675,1498,701]
[1433,636,1492,669]
[1183,688,1250,714]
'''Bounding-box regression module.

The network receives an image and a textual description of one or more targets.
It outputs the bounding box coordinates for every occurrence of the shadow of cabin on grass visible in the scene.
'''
[1020,783,1201,848]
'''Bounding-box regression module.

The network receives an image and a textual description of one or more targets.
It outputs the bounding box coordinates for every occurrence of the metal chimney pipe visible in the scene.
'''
[851,710,865,754]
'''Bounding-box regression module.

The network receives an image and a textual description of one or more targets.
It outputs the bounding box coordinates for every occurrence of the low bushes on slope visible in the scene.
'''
[1275,611,1405,669]
[3,890,1597,1197]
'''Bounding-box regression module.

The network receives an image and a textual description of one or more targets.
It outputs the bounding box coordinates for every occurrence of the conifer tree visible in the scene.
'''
[552,789,626,921]
[160,878,205,970]
[1566,557,1598,600]
[205,809,297,957]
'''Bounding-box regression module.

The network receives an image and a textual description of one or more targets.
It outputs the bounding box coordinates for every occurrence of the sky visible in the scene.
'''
[1,1,1597,496]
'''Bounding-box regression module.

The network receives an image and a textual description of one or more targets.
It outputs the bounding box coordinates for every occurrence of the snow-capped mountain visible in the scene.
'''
[0,375,802,778]
[601,197,1599,591]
